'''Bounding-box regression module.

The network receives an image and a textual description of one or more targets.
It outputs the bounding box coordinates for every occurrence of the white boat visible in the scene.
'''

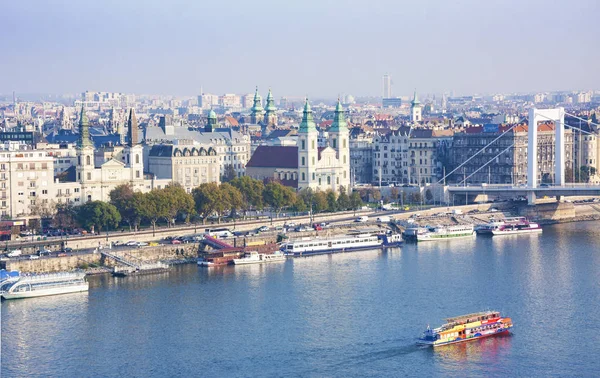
[476,217,542,236]
[0,272,88,300]
[232,251,286,265]
[281,232,402,257]
[197,259,214,267]
[416,224,475,241]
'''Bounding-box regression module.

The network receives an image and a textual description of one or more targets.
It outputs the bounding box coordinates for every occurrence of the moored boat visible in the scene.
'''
[281,232,402,257]
[232,251,286,265]
[0,271,89,300]
[112,262,170,277]
[415,224,475,241]
[476,217,542,236]
[417,310,513,347]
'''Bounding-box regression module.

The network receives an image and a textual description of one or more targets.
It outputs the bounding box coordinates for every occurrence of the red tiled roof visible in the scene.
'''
[247,146,298,169]
[225,116,239,126]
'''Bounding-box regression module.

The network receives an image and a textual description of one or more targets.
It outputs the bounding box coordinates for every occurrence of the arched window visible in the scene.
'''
[136,154,140,164]
[311,140,315,149]
[301,140,306,150]
[86,156,91,166]
[343,155,346,164]
[301,157,305,166]
[332,138,337,148]
[343,139,346,148]
[302,172,305,181]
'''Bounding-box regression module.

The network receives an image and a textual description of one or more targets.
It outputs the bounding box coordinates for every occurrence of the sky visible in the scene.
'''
[1,0,598,98]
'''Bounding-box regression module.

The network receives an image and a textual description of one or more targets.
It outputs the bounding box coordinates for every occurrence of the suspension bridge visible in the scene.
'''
[442,107,600,205]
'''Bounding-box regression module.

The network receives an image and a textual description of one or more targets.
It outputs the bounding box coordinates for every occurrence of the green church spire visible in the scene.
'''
[298,98,316,133]
[265,88,276,112]
[329,99,347,132]
[77,106,92,148]
[411,90,421,106]
[251,86,264,113]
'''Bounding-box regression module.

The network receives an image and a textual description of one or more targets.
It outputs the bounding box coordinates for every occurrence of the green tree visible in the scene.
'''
[221,164,236,183]
[140,191,170,235]
[52,202,78,230]
[425,189,433,202]
[109,184,144,231]
[263,181,295,216]
[292,196,307,212]
[220,183,243,218]
[350,191,363,214]
[337,191,351,211]
[161,184,195,225]
[75,201,121,233]
[312,191,328,213]
[390,187,400,202]
[325,190,337,212]
[230,176,264,211]
[193,183,222,223]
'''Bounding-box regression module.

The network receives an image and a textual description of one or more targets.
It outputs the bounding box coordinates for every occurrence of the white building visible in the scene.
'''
[297,100,350,192]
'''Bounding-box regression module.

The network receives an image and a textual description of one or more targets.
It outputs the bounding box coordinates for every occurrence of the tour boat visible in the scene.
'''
[232,251,286,265]
[0,271,89,300]
[418,310,513,347]
[281,232,402,257]
[414,224,475,241]
[476,217,542,236]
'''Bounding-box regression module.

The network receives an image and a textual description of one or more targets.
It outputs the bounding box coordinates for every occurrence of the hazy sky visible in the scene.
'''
[1,0,598,98]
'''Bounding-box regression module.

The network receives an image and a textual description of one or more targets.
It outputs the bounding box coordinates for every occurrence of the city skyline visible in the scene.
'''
[2,0,599,97]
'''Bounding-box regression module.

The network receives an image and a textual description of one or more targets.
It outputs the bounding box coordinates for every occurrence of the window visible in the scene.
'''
[87,172,91,180]
[312,140,315,149]
[42,190,47,194]
[332,138,337,148]
[136,171,140,178]
[86,156,91,166]
[301,157,305,166]
[136,155,140,164]
[302,172,305,181]
[301,140,305,150]
[327,176,331,185]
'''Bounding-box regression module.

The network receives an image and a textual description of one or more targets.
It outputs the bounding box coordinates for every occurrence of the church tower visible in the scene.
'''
[263,88,277,127]
[76,107,95,199]
[411,90,422,123]
[328,100,350,192]
[249,87,264,124]
[126,108,144,187]
[205,109,217,132]
[297,99,318,191]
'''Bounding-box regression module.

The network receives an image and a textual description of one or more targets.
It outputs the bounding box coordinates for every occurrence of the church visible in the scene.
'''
[246,99,350,193]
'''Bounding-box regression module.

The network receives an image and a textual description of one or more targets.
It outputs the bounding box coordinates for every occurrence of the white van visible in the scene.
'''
[206,228,233,238]
[376,216,391,223]
[355,216,369,223]
[7,249,22,257]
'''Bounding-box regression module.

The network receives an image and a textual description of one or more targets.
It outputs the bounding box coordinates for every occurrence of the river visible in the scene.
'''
[2,221,600,377]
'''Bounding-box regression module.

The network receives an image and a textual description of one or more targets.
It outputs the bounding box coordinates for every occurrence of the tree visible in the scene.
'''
[140,191,169,235]
[230,176,264,211]
[75,201,121,233]
[29,200,57,230]
[325,190,337,212]
[193,183,222,223]
[161,184,195,225]
[292,196,307,212]
[220,183,243,218]
[109,184,144,231]
[337,191,350,211]
[263,181,295,216]
[52,202,78,230]
[580,166,596,183]
[312,191,328,213]
[390,187,400,202]
[425,189,433,202]
[371,189,382,202]
[349,191,363,215]
[221,164,236,183]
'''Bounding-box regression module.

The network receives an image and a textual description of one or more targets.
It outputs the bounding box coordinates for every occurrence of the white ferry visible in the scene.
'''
[232,251,286,265]
[415,224,475,241]
[281,233,402,257]
[0,272,89,300]
[476,217,542,236]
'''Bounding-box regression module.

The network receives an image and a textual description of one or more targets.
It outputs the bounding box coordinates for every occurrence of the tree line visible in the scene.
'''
[48,177,364,235]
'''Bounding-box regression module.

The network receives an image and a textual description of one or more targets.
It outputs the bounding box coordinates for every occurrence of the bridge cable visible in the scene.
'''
[458,143,515,185]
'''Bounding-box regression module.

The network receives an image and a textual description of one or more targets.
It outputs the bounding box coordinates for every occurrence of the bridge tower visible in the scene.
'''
[527,107,565,203]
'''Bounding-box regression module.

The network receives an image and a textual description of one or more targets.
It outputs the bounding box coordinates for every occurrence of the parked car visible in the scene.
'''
[113,241,126,247]
[313,224,322,231]
[125,241,138,246]
[295,226,308,232]
[320,222,331,229]
[149,242,160,247]
[37,248,52,256]
[62,247,73,253]
[29,254,40,260]
[285,222,297,228]
[258,226,270,232]
[7,249,22,257]
[490,208,499,212]
[57,253,67,257]
[355,216,369,223]
[136,242,149,247]
[171,239,182,244]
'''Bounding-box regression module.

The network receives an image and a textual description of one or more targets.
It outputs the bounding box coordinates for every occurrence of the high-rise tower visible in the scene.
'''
[383,74,392,98]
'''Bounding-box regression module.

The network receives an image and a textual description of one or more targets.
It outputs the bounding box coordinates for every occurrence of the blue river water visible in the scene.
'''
[2,221,600,377]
